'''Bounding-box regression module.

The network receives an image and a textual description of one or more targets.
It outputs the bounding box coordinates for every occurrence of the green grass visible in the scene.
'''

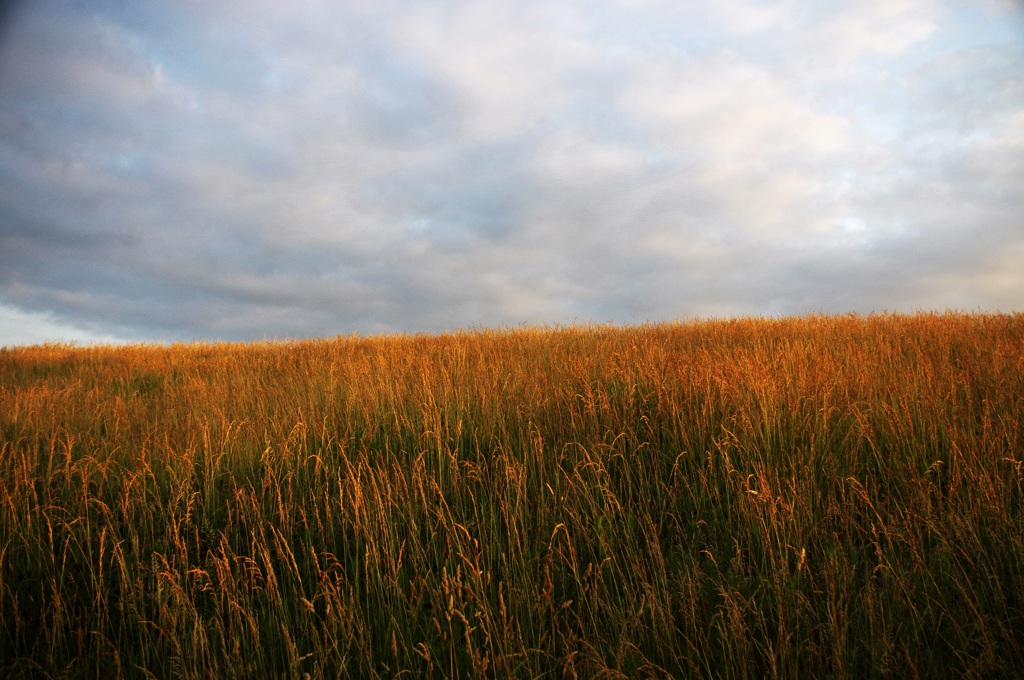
[1,312,1023,678]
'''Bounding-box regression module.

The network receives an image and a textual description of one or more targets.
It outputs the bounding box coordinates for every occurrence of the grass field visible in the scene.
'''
[1,312,1023,678]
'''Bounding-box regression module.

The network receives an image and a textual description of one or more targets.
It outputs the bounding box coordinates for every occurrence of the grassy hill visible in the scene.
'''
[2,313,1023,677]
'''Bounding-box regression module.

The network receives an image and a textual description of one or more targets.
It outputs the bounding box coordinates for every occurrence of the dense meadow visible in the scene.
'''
[1,312,1023,678]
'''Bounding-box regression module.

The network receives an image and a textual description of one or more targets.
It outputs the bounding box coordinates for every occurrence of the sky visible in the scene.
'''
[1,0,1022,346]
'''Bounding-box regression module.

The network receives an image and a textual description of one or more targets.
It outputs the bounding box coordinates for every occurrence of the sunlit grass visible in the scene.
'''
[2,312,1022,677]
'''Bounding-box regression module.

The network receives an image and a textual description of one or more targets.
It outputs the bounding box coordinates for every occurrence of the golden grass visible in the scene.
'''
[1,312,1022,677]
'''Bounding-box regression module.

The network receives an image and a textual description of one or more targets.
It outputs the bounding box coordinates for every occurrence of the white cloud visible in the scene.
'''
[0,303,130,347]
[619,52,854,240]
[818,0,939,56]
[973,109,1024,183]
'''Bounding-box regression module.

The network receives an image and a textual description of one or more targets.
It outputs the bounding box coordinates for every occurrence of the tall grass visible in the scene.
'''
[1,312,1022,678]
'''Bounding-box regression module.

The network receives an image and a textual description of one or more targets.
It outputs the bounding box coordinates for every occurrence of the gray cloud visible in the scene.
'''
[1,0,1022,345]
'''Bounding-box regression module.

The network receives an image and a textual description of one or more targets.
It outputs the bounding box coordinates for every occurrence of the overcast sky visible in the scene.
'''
[1,0,1022,345]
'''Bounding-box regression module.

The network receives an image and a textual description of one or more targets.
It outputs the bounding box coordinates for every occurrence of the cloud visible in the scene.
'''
[0,0,1021,343]
[0,302,131,347]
